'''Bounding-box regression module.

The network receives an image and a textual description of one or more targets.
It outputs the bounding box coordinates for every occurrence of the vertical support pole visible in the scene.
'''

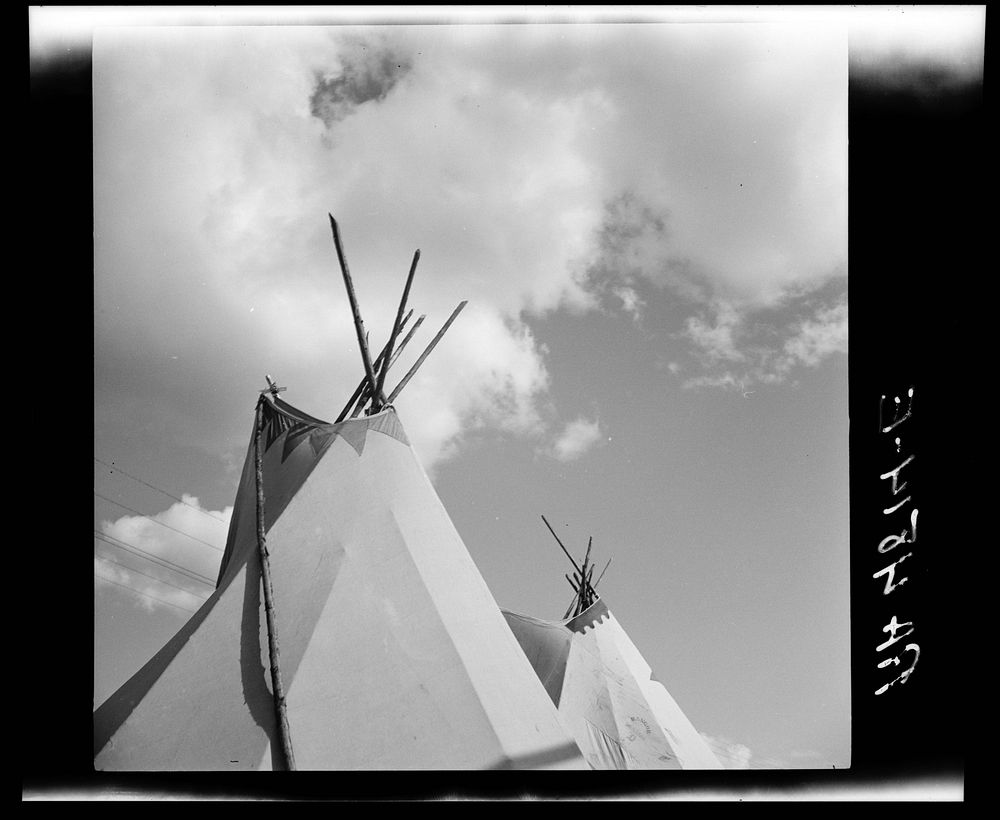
[329,214,384,410]
[254,400,297,771]
[374,249,420,405]
[541,515,584,578]
[386,301,467,404]
[336,310,416,423]
[563,595,580,620]
[349,313,426,419]
[563,574,581,619]
[580,536,593,608]
[593,557,612,590]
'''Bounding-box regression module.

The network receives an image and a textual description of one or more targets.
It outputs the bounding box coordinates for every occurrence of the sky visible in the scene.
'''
[68,6,983,773]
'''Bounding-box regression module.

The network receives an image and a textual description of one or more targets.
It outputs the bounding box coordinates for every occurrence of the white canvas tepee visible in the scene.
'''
[501,520,723,770]
[94,399,585,770]
[504,600,724,770]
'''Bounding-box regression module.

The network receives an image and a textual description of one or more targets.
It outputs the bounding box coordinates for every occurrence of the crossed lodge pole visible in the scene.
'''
[328,214,466,417]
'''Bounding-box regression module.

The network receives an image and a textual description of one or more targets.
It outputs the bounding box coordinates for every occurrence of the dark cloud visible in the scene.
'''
[680,276,848,390]
[582,192,670,306]
[596,191,667,258]
[309,46,412,127]
[580,192,712,313]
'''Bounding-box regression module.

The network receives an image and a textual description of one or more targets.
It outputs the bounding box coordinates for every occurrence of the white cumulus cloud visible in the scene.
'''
[95,496,232,613]
[684,301,746,364]
[93,21,851,468]
[681,295,847,391]
[699,732,753,770]
[546,416,604,462]
[781,300,848,368]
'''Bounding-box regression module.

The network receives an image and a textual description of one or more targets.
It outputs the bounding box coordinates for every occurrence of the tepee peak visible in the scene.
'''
[327,214,466,420]
[500,519,724,769]
[540,515,611,620]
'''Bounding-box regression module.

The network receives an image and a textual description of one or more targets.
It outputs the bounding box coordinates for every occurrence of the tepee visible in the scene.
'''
[94,398,588,770]
[502,522,724,770]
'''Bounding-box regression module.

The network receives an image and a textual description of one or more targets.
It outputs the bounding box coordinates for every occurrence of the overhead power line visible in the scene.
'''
[94,456,229,524]
[94,490,225,552]
[94,573,199,614]
[93,531,217,587]
[94,554,211,602]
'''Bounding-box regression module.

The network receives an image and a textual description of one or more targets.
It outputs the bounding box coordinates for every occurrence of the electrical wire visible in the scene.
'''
[94,490,225,552]
[94,553,211,601]
[94,573,199,614]
[94,456,228,524]
[93,530,217,587]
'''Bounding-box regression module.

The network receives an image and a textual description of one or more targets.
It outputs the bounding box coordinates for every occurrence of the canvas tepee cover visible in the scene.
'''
[503,599,724,770]
[94,397,585,770]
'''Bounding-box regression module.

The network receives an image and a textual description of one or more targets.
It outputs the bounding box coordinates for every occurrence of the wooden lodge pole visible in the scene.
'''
[384,314,426,373]
[541,515,584,578]
[373,249,420,405]
[329,215,384,410]
[336,309,415,423]
[562,597,579,620]
[584,564,596,607]
[593,557,613,589]
[349,312,427,419]
[253,400,297,771]
[542,516,601,605]
[386,301,467,404]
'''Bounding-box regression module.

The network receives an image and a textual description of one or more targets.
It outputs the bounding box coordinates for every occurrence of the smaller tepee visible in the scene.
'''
[502,518,724,770]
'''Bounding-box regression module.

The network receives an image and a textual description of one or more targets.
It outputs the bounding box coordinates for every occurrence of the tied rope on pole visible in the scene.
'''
[254,398,297,771]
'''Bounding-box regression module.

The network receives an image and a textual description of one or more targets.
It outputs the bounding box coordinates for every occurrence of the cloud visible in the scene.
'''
[93,555,205,614]
[680,292,847,391]
[580,193,669,320]
[95,26,608,470]
[699,731,827,769]
[700,733,753,770]
[780,300,848,368]
[594,192,669,270]
[93,22,849,469]
[570,22,848,304]
[395,304,552,468]
[613,286,644,321]
[682,372,741,391]
[95,496,231,612]
[545,416,604,462]
[684,301,746,363]
[309,40,412,127]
